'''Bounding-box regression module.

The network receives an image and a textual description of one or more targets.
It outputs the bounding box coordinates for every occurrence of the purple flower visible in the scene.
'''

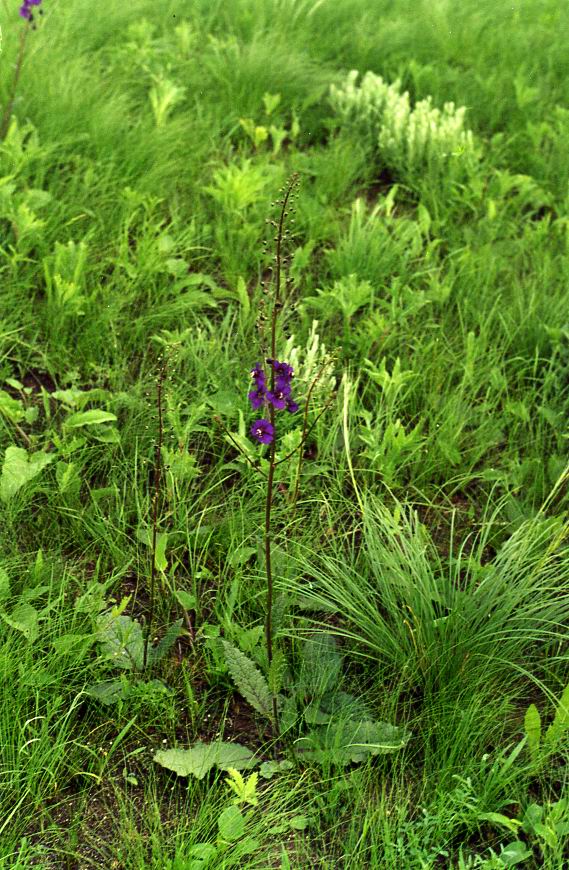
[248,358,299,440]
[19,0,41,19]
[251,362,266,386]
[266,384,291,410]
[248,387,266,410]
[267,359,294,381]
[251,419,274,444]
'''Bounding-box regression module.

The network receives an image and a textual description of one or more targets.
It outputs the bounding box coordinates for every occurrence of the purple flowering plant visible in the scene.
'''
[214,175,337,736]
[1,1,46,140]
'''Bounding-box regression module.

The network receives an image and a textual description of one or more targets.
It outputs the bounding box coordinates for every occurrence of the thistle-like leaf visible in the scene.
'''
[222,639,274,721]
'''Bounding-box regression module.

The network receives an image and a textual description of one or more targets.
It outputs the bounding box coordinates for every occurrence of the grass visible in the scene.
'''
[0,0,568,866]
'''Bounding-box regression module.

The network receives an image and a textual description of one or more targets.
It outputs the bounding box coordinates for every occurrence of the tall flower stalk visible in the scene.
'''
[143,357,167,673]
[0,1,44,141]
[214,175,337,734]
[249,175,300,730]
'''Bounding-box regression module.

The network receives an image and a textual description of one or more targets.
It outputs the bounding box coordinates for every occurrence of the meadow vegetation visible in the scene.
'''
[0,0,568,866]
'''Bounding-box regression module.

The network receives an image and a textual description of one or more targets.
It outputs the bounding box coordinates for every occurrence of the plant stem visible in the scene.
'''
[264,175,297,734]
[143,359,166,673]
[0,24,30,142]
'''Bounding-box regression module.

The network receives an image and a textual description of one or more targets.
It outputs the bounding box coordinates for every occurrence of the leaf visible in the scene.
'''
[218,805,245,841]
[175,590,197,611]
[289,815,309,831]
[299,633,343,695]
[155,532,168,572]
[0,602,39,641]
[52,633,95,657]
[222,640,274,721]
[155,743,219,779]
[259,759,294,780]
[499,841,533,865]
[154,742,257,780]
[65,409,117,427]
[86,679,131,704]
[96,611,144,670]
[294,719,410,766]
[545,682,569,746]
[0,446,55,502]
[74,581,107,616]
[225,769,259,806]
[214,743,258,772]
[56,461,81,495]
[228,546,256,568]
[524,703,541,757]
[149,618,183,665]
[185,843,218,867]
[478,812,522,835]
[0,390,25,422]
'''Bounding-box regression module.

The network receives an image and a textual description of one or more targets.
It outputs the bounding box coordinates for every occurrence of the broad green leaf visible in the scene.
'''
[154,742,257,780]
[478,812,522,835]
[289,815,309,831]
[52,633,94,657]
[259,759,294,780]
[214,743,258,772]
[299,633,343,695]
[154,743,218,779]
[175,590,197,610]
[96,612,144,670]
[186,843,218,867]
[155,532,168,572]
[86,679,130,704]
[228,546,256,568]
[218,805,245,841]
[0,602,39,641]
[524,703,541,757]
[222,640,274,721]
[65,409,117,427]
[91,427,120,444]
[0,446,55,502]
[295,718,410,766]
[74,581,107,615]
[499,841,533,865]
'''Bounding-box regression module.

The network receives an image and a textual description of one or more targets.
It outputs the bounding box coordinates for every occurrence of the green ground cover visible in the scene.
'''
[0,0,568,866]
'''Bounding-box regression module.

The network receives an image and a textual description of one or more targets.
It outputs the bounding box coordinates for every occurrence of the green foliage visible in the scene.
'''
[0,447,55,502]
[91,609,184,699]
[295,718,410,767]
[330,69,478,183]
[222,639,276,722]
[523,681,569,760]
[154,742,258,779]
[225,768,259,807]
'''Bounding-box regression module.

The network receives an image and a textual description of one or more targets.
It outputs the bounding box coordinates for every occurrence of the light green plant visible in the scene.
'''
[330,69,477,181]
[524,681,569,760]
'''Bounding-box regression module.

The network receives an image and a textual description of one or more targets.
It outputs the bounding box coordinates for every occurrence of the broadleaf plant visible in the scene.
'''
[154,742,258,780]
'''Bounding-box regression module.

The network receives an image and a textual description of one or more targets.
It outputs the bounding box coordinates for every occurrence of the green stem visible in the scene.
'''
[263,175,297,734]
[143,361,166,673]
[0,24,30,142]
